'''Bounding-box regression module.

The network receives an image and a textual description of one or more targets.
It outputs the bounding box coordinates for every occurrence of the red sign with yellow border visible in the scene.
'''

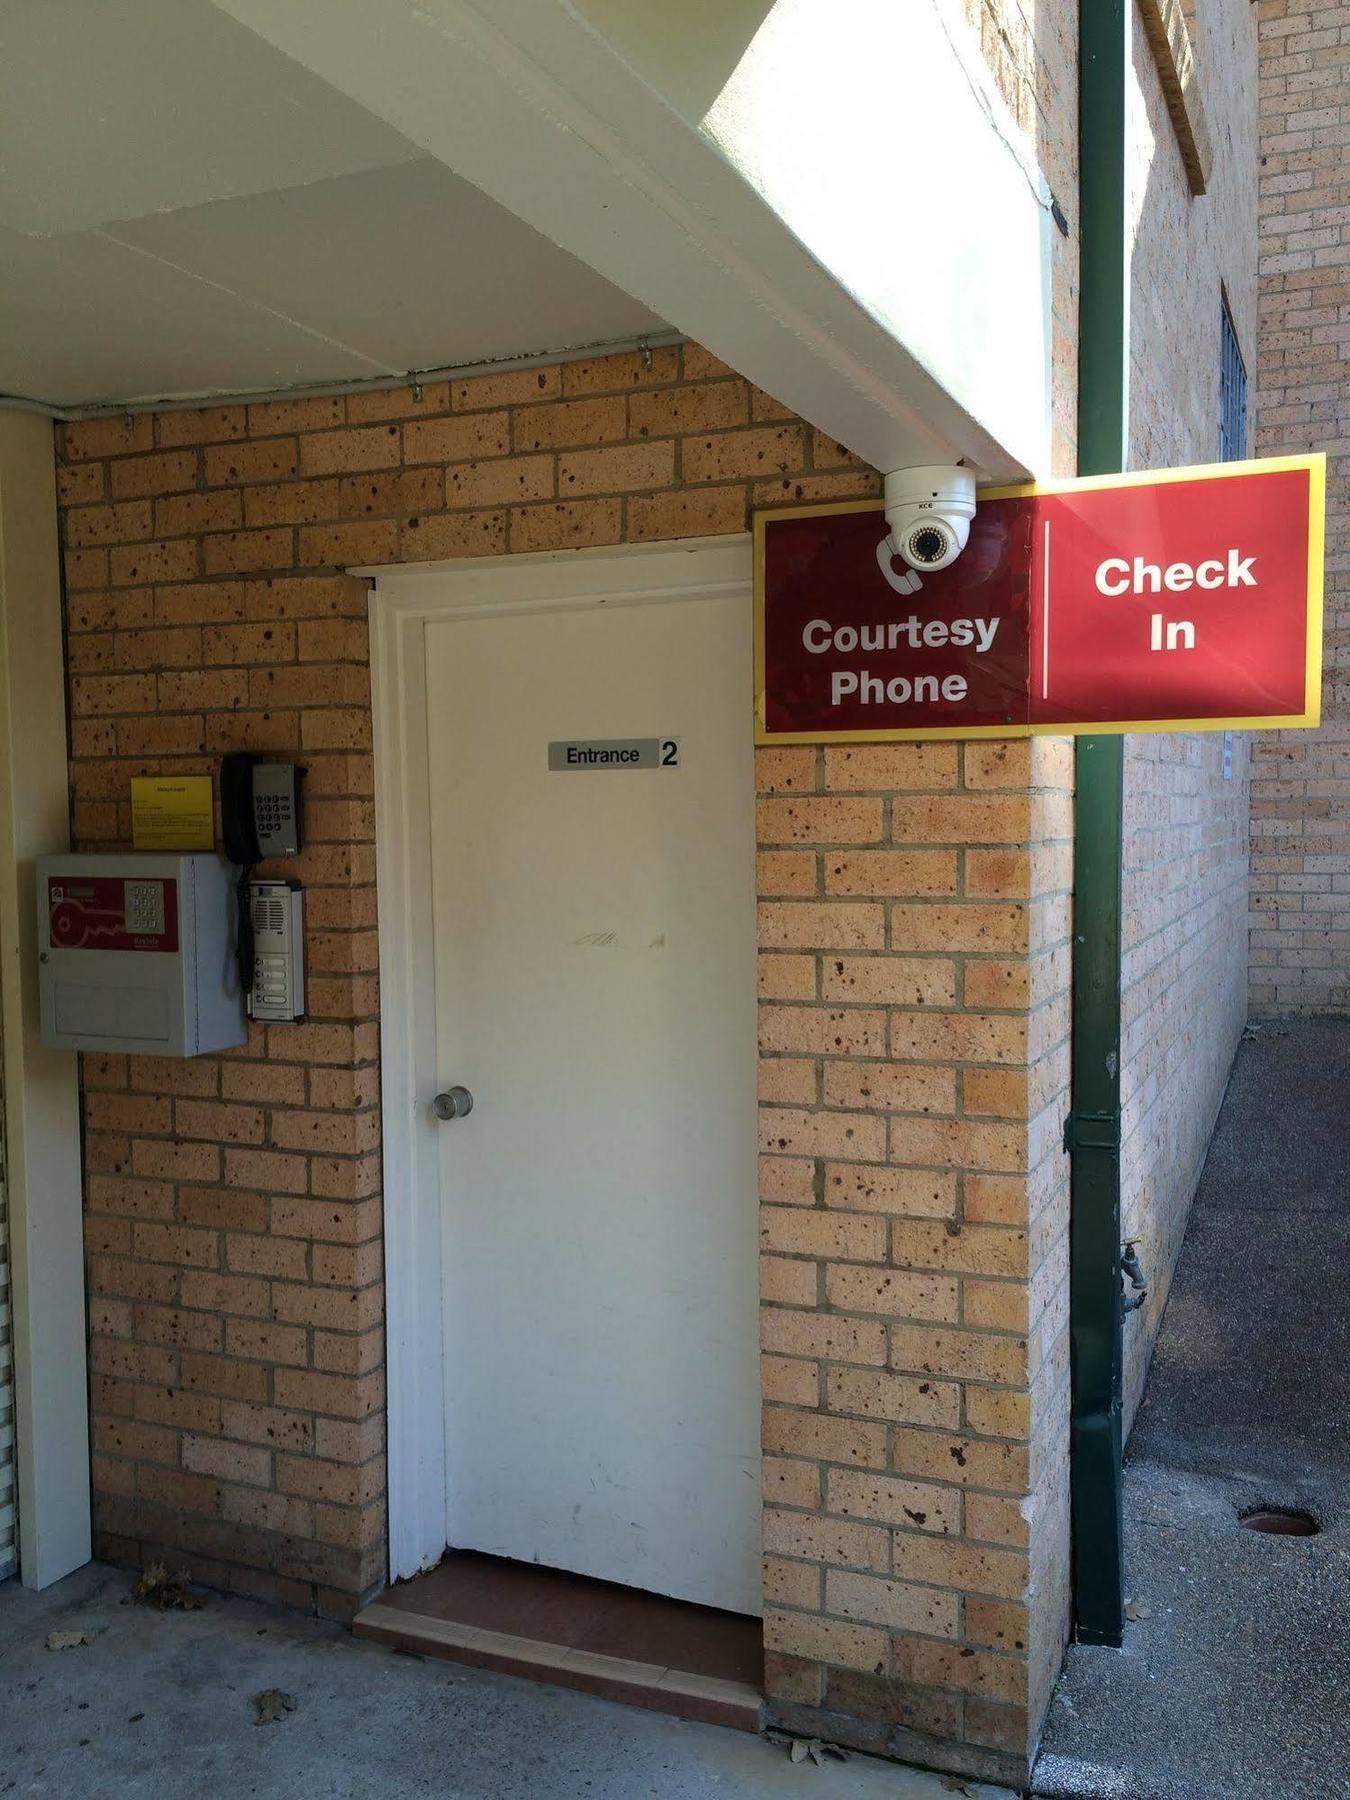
[755,455,1325,743]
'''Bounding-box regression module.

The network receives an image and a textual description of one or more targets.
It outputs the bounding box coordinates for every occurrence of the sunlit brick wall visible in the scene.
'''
[755,737,1073,1789]
[1118,0,1258,1426]
[1250,0,1350,1014]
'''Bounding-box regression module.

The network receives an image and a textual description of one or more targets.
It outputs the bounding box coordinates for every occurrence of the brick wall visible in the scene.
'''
[756,738,1074,1787]
[1117,0,1259,1424]
[1250,0,1350,1013]
[55,343,1068,1782]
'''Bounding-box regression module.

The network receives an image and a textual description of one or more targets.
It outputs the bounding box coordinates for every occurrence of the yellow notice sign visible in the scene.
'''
[131,776,215,851]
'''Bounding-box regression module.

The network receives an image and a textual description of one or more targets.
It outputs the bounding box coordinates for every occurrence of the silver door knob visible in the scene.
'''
[432,1086,474,1122]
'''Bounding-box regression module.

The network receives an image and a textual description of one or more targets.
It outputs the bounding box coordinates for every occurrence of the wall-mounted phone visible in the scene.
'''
[220,753,303,863]
[219,753,304,999]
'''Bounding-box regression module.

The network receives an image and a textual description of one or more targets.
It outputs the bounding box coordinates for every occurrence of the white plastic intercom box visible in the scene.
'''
[37,852,247,1056]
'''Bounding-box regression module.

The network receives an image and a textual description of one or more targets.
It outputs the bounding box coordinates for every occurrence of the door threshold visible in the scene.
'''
[353,1552,763,1733]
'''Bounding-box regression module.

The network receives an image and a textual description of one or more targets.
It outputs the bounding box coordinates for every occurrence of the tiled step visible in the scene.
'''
[353,1600,763,1732]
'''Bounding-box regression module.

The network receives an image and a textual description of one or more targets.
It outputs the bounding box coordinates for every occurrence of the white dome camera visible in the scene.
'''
[881,466,978,574]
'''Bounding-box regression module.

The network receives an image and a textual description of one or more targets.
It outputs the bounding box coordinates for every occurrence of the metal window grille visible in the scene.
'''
[1220,300,1247,462]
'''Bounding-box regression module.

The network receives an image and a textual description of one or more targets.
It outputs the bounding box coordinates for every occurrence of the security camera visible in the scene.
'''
[881,466,978,574]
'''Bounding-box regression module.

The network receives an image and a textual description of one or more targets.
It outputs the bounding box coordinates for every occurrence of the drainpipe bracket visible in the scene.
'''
[1063,1111,1122,1154]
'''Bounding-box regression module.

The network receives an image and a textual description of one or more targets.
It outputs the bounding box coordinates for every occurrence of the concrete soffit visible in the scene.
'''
[208,0,1058,482]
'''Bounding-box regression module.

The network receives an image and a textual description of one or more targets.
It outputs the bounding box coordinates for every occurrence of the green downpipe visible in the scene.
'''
[1068,0,1128,1647]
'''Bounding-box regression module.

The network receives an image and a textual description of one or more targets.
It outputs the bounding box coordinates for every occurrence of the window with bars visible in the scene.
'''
[1220,298,1247,462]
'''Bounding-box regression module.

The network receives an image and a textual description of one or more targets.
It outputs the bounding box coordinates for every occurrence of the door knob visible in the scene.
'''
[432,1085,474,1122]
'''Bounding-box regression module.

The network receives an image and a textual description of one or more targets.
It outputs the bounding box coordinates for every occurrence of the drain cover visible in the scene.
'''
[1237,1506,1319,1537]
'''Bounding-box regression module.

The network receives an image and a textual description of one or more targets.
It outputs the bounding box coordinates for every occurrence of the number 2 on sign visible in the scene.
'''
[660,740,679,766]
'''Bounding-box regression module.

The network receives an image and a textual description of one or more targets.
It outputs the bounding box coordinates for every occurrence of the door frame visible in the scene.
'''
[366,535,754,1581]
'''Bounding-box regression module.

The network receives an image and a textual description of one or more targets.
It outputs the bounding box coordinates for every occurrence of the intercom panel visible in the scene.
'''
[248,880,305,1022]
[37,852,246,1056]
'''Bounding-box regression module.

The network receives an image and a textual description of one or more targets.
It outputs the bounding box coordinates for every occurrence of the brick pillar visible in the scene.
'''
[756,735,1073,1788]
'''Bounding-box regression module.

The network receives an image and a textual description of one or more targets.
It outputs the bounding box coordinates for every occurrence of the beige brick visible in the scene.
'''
[759,955,818,1002]
[964,741,1033,788]
[627,485,747,540]
[763,1555,823,1611]
[826,1266,960,1323]
[825,1571,959,1637]
[823,1164,958,1218]
[110,450,199,500]
[760,1309,887,1366]
[560,348,679,394]
[682,426,804,483]
[557,441,674,495]
[759,1005,886,1058]
[755,747,817,794]
[512,397,626,451]
[182,1434,272,1488]
[762,1610,887,1675]
[761,1408,887,1469]
[760,1254,820,1308]
[890,1012,1027,1066]
[454,366,560,409]
[756,851,817,897]
[893,1637,1028,1704]
[509,499,622,552]
[821,957,957,1007]
[758,1057,817,1106]
[762,1353,819,1407]
[825,745,958,790]
[629,382,749,436]
[763,1455,822,1511]
[760,1206,886,1262]
[758,904,885,951]
[827,1467,962,1534]
[822,1062,956,1117]
[757,797,883,846]
[446,456,554,507]
[890,1324,1027,1386]
[890,904,1028,954]
[889,1115,1026,1172]
[890,1222,1029,1279]
[762,1508,890,1573]
[300,425,402,477]
[825,1369,961,1431]
[760,1107,886,1161]
[825,850,958,897]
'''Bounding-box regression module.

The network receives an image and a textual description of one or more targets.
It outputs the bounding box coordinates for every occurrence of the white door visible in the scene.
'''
[424,579,761,1616]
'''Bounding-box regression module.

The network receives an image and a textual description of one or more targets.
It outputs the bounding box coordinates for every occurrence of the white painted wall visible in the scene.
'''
[0,410,90,1588]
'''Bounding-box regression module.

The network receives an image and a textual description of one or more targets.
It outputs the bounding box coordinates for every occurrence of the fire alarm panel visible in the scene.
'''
[37,852,246,1057]
[248,880,305,1022]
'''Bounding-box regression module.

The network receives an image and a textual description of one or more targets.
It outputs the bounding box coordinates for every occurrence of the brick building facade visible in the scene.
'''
[0,0,1287,1791]
[1251,0,1350,1013]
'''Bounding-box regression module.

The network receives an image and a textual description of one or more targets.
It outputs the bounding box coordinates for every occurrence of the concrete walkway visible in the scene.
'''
[0,1561,1015,1800]
[1034,1018,1350,1800]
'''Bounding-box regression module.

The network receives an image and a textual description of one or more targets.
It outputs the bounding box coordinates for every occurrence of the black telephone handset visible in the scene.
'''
[219,754,303,992]
[220,753,303,865]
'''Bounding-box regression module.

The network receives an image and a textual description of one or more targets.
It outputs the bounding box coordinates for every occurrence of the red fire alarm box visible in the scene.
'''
[37,852,246,1057]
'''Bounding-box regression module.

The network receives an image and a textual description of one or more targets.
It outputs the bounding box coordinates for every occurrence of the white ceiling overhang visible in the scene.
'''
[0,0,663,409]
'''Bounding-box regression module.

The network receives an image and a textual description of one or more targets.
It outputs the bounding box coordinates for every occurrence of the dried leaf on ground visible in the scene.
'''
[133,1562,206,1611]
[786,1737,847,1766]
[941,1780,978,1797]
[1124,1598,1153,1621]
[45,1630,95,1651]
[253,1688,298,1726]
